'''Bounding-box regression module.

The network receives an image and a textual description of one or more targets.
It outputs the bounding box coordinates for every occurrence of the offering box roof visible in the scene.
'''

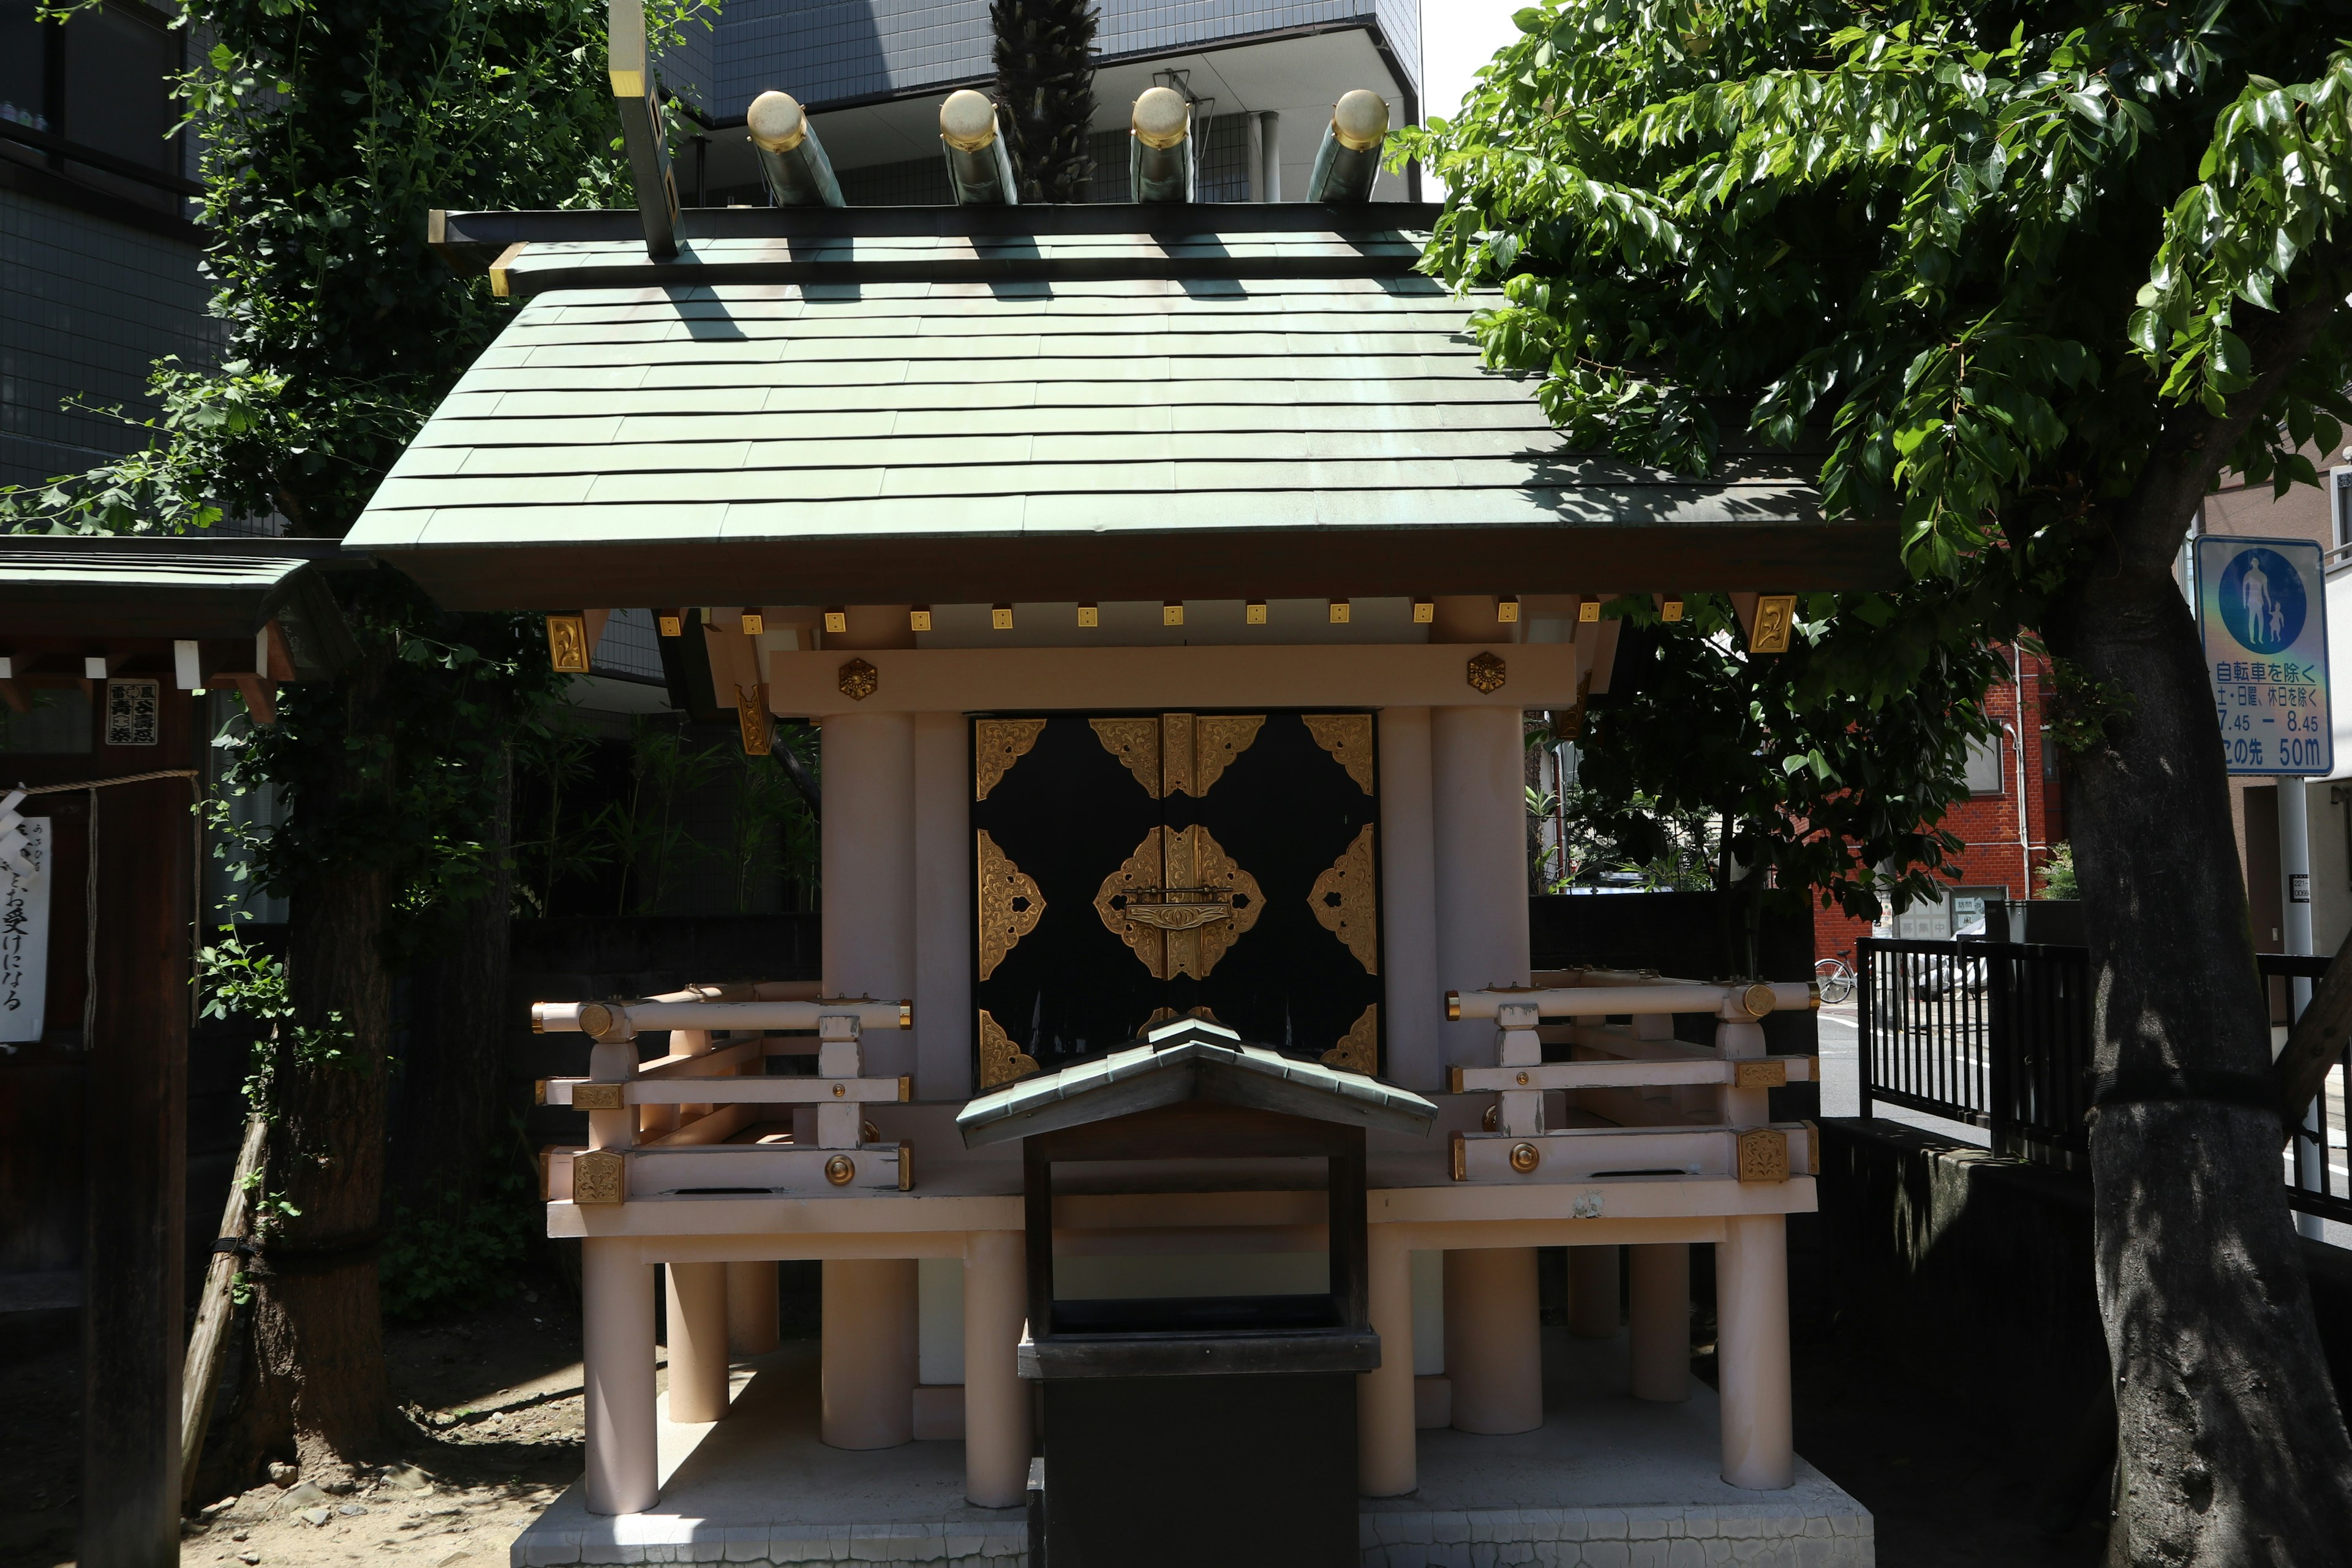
[350,205,1898,610]
[0,535,359,667]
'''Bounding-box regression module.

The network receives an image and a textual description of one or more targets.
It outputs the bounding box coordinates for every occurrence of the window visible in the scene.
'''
[0,1,185,214]
[1964,733,2005,796]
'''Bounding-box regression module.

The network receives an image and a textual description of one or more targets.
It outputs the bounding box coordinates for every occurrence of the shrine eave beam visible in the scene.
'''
[361,522,1901,614]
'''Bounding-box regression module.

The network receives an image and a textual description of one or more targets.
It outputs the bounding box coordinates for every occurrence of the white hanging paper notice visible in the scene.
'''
[0,813,51,1044]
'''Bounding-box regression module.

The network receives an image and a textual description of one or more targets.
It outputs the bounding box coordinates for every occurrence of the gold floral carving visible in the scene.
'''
[736,684,772,755]
[1321,1005,1379,1076]
[977,1009,1039,1088]
[1302,714,1374,794]
[1736,1126,1791,1183]
[1749,595,1796,655]
[546,614,592,674]
[1466,651,1507,695]
[571,1149,625,1205]
[1309,823,1379,974]
[838,658,880,701]
[1094,825,1263,979]
[1091,717,1161,796]
[1185,714,1264,796]
[975,830,1045,981]
[973,718,1047,802]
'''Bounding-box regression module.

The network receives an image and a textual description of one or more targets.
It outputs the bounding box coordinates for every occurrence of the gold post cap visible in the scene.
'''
[1445,989,1461,1022]
[1741,982,1777,1019]
[1133,86,1191,149]
[941,90,999,152]
[748,91,809,153]
[1332,89,1390,152]
[900,999,914,1030]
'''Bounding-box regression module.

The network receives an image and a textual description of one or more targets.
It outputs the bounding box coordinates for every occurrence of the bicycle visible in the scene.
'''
[1814,951,1857,1006]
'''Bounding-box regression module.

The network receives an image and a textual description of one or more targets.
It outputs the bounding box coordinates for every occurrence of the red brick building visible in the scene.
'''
[1813,642,2068,963]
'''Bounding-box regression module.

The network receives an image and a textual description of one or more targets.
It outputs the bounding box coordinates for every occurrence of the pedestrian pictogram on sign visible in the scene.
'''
[2196,536,2333,777]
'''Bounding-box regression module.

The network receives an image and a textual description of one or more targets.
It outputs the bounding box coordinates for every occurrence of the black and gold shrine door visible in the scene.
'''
[971,712,1382,1089]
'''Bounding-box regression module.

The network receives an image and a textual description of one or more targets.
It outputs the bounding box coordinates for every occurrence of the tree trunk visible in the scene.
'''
[393,731,516,1213]
[2045,541,2352,1564]
[225,646,399,1481]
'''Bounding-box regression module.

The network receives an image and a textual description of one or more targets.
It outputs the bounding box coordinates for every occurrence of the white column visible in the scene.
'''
[914,712,974,1101]
[1443,1247,1542,1434]
[727,1261,780,1358]
[1432,705,1532,1070]
[665,1261,732,1423]
[1567,1245,1619,1339]
[823,712,918,1080]
[582,1238,658,1515]
[1627,1243,1690,1402]
[962,1231,1031,1507]
[1359,1224,1417,1495]
[2282,779,2327,1240]
[1717,1215,1794,1488]
[1717,1003,1771,1127]
[822,1257,918,1449]
[1378,707,1443,1092]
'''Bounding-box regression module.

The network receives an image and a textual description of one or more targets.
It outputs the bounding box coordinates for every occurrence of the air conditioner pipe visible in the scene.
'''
[940,89,1020,205]
[1306,89,1389,202]
[747,91,845,207]
[1129,86,1194,202]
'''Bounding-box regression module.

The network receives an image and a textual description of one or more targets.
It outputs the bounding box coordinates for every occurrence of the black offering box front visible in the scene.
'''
[957,1018,1438,1568]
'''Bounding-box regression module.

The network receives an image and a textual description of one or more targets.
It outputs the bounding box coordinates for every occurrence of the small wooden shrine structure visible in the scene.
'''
[339,14,1890,1559]
[0,535,353,1568]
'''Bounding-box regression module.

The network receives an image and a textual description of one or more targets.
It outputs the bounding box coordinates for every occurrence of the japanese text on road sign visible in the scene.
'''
[2196,535,2332,777]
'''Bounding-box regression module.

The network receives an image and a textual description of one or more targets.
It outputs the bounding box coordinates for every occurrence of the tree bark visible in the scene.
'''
[225,646,398,1480]
[2043,296,2352,1558]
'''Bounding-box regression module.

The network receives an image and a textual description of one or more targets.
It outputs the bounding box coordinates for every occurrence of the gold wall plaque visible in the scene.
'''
[1095,826,1263,979]
[974,718,1047,801]
[1302,714,1374,794]
[1309,823,1379,974]
[1091,717,1161,796]
[1321,1005,1379,1076]
[976,830,1046,981]
[547,614,592,674]
[1750,595,1796,654]
[572,1150,625,1204]
[838,658,880,701]
[1736,1127,1791,1183]
[736,683,772,755]
[1735,1058,1788,1089]
[572,1082,625,1111]
[978,1009,1039,1088]
[1466,651,1507,694]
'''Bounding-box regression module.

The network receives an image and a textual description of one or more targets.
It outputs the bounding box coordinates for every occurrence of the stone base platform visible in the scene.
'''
[511,1333,1872,1568]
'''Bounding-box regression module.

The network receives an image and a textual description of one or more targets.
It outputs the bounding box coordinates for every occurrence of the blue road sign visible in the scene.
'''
[2196,535,2332,776]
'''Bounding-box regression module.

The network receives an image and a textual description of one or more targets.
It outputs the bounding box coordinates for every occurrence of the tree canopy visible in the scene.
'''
[1401,1,2352,1557]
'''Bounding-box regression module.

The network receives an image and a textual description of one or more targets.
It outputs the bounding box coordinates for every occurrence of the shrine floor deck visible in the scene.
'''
[509,1332,1872,1568]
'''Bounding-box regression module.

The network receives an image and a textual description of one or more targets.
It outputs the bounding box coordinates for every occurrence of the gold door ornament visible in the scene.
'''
[1090,713,1264,798]
[1321,1005,1378,1076]
[974,718,1047,801]
[1309,823,1379,974]
[978,1009,1039,1088]
[975,830,1046,981]
[1095,824,1264,979]
[1302,714,1374,794]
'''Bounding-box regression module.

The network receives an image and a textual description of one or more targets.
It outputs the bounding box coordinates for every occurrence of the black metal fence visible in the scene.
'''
[1857,938,2092,1158]
[1858,939,2352,1223]
[2263,954,2352,1227]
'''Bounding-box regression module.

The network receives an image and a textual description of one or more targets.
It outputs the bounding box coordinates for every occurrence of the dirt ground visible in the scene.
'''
[4,1259,2113,1568]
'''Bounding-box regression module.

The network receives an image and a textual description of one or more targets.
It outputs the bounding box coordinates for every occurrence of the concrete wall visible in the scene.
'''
[0,189,215,490]
[1811,1118,2352,1476]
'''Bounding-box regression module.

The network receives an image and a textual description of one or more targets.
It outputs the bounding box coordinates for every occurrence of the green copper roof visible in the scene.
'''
[957,1017,1439,1147]
[349,207,1894,609]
